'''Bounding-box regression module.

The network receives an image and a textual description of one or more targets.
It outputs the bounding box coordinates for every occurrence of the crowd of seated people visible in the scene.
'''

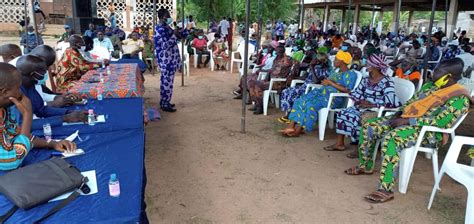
[232,24,473,204]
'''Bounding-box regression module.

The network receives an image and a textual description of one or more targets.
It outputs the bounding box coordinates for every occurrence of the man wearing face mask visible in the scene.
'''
[154,8,187,112]
[345,58,472,203]
[55,35,102,93]
[191,30,210,68]
[20,26,44,54]
[17,55,88,130]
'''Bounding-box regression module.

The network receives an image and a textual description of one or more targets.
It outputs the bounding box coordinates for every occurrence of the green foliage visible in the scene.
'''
[177,0,297,28]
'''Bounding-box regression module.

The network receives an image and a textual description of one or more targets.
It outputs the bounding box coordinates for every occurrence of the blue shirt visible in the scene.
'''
[20,33,44,53]
[93,37,114,52]
[20,85,68,130]
[84,30,97,39]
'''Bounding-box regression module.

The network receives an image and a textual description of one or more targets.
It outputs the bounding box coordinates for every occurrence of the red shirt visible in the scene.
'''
[192,38,207,48]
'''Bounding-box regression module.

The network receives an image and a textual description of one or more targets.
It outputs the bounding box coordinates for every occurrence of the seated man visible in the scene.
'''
[0,44,22,63]
[393,57,421,87]
[105,27,122,59]
[30,45,79,107]
[55,35,101,93]
[399,40,423,59]
[58,25,72,43]
[121,32,144,60]
[17,55,87,130]
[345,58,472,203]
[0,63,76,170]
[93,31,114,55]
[191,30,210,68]
[84,23,97,39]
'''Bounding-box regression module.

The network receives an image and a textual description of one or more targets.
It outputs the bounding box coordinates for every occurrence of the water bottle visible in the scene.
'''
[88,109,95,126]
[106,66,111,76]
[108,173,120,197]
[42,123,52,141]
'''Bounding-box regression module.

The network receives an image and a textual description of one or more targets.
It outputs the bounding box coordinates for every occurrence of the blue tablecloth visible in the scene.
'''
[0,128,145,223]
[32,98,144,135]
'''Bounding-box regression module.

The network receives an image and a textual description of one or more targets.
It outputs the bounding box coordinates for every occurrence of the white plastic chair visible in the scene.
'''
[397,112,469,194]
[177,42,190,77]
[375,77,416,117]
[231,44,256,73]
[191,47,210,68]
[304,71,363,141]
[427,136,474,224]
[263,77,287,115]
[427,51,443,68]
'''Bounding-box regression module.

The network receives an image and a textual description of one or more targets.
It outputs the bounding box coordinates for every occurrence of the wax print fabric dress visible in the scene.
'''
[55,48,99,93]
[288,70,357,132]
[336,76,401,142]
[0,107,31,170]
[357,82,470,192]
[280,65,330,113]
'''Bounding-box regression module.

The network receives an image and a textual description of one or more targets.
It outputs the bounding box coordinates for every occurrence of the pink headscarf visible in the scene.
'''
[366,54,388,74]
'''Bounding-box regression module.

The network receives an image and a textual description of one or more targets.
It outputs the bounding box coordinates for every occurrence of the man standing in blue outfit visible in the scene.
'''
[16,55,87,130]
[154,8,186,112]
[275,20,285,41]
[20,26,43,54]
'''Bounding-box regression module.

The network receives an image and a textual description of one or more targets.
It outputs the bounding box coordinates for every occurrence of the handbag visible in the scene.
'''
[0,157,88,223]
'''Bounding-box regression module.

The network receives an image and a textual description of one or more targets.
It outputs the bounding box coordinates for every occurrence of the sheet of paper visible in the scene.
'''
[65,130,79,141]
[49,170,98,202]
[63,115,106,126]
[61,148,85,158]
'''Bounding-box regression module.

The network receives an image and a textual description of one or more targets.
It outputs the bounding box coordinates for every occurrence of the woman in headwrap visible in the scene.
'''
[280,51,357,137]
[344,58,472,203]
[279,53,331,123]
[325,54,401,152]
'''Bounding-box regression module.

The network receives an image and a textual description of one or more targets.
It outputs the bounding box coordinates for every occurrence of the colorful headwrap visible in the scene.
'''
[366,54,388,73]
[335,50,352,65]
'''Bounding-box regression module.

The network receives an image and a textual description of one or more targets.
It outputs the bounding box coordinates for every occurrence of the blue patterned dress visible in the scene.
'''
[154,23,187,108]
[0,107,31,170]
[288,70,357,132]
[280,65,330,113]
[336,76,401,142]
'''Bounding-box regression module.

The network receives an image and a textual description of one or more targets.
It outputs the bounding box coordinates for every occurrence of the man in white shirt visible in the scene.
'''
[93,31,114,53]
[219,17,229,38]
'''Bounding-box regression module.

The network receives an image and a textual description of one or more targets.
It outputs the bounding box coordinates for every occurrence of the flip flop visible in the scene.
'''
[323,144,345,151]
[365,190,394,203]
[346,151,359,159]
[278,117,290,124]
[344,166,373,175]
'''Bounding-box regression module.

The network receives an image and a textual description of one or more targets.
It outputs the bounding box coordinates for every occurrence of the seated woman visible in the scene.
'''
[209,33,229,70]
[349,47,363,71]
[394,56,421,87]
[55,35,102,93]
[280,51,357,137]
[248,46,292,114]
[279,53,331,123]
[325,54,401,154]
[0,63,76,170]
[344,58,472,203]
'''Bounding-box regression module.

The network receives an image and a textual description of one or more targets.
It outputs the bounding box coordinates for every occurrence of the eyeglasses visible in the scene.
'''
[31,71,45,81]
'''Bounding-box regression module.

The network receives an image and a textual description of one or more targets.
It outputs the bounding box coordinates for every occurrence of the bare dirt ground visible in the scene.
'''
[2,35,472,224]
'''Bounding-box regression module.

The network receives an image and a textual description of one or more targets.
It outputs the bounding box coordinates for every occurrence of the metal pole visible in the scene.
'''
[297,0,301,30]
[152,0,156,76]
[241,0,250,133]
[346,0,352,37]
[369,2,376,42]
[422,0,438,80]
[181,0,185,87]
[394,0,402,34]
[444,0,448,35]
[301,0,305,31]
[256,0,262,49]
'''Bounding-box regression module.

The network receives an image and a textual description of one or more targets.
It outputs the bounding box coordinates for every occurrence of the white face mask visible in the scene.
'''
[80,46,86,51]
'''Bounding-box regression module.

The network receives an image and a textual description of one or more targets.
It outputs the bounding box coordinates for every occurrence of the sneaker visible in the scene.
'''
[161,107,177,112]
[232,90,241,96]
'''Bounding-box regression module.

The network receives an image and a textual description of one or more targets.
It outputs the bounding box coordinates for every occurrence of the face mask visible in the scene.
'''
[434,74,451,88]
[292,46,298,51]
[262,49,268,54]
[28,32,35,35]
[361,58,366,66]
[166,18,173,25]
[404,69,412,76]
[80,46,86,51]
[272,51,277,57]
[37,71,49,85]
[341,46,349,51]
[198,36,203,39]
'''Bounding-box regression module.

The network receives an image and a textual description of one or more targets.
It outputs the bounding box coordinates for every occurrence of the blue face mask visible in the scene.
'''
[292,46,298,51]
[272,51,277,57]
[198,36,203,39]
[341,46,349,51]
[361,58,366,66]
[404,69,412,76]
[37,71,49,85]
[28,32,35,35]
[166,18,173,25]
[262,49,268,54]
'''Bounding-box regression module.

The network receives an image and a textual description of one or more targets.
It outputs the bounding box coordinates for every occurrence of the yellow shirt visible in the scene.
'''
[122,39,144,54]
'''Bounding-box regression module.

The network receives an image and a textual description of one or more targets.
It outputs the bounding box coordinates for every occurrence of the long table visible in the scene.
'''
[67,63,145,99]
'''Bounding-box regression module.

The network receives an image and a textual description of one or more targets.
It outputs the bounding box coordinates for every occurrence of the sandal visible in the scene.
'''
[278,128,295,135]
[278,117,290,124]
[323,144,345,151]
[346,150,359,159]
[344,166,373,175]
[365,190,394,203]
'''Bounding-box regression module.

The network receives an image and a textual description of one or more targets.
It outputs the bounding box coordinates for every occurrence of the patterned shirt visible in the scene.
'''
[350,76,401,109]
[0,107,31,170]
[20,33,44,53]
[55,47,99,93]
[154,23,182,71]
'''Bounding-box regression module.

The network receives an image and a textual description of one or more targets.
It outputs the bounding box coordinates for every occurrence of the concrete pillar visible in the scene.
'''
[323,5,330,32]
[407,10,414,33]
[377,10,384,35]
[341,9,346,34]
[392,0,402,33]
[352,4,360,34]
[446,0,459,39]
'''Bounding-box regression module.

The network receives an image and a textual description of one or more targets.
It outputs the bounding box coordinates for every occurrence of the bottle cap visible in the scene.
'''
[110,173,116,180]
[88,109,94,114]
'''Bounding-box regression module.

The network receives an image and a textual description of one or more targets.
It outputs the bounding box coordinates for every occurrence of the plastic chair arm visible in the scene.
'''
[290,80,305,87]
[327,93,350,108]
[304,84,323,94]
[268,78,287,91]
